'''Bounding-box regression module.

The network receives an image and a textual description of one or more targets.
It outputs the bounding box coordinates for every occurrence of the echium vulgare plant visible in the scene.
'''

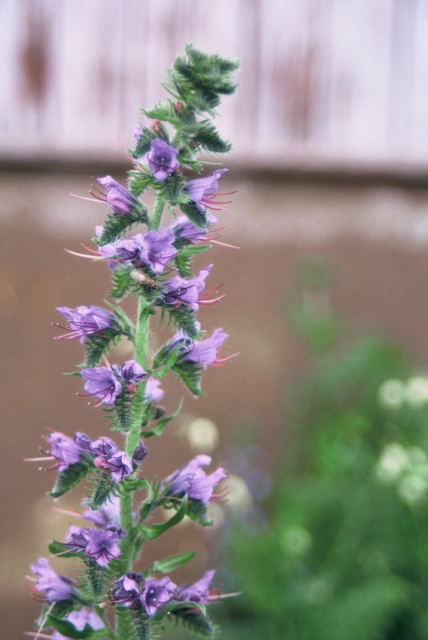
[25,46,240,640]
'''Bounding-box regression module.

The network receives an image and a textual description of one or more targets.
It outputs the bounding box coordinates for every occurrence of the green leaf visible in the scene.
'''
[153,344,182,376]
[173,360,203,396]
[191,119,231,153]
[86,471,114,509]
[127,169,153,197]
[159,173,187,205]
[83,332,121,368]
[179,201,208,228]
[168,306,199,339]
[138,479,156,521]
[49,462,91,499]
[48,539,83,559]
[142,398,184,437]
[149,550,196,574]
[141,496,188,540]
[152,599,206,621]
[187,498,212,526]
[171,607,218,638]
[47,614,105,639]
[96,207,147,246]
[109,266,133,300]
[175,244,212,277]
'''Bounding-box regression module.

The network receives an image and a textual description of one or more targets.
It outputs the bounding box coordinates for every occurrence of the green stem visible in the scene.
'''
[149,194,165,231]
[117,296,151,638]
[95,605,116,640]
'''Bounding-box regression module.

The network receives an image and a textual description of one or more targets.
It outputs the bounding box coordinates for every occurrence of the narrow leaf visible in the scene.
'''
[142,398,184,437]
[141,497,188,540]
[149,550,196,574]
[49,462,91,499]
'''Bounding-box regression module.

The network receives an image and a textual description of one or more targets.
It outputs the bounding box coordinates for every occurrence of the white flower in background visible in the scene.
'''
[281,525,312,556]
[224,474,252,516]
[183,417,219,452]
[405,376,428,407]
[398,474,427,504]
[376,443,409,482]
[377,379,405,409]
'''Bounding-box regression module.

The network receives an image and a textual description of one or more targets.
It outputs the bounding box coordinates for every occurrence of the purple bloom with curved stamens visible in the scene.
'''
[97,236,140,269]
[80,367,123,406]
[185,169,228,212]
[145,377,164,402]
[162,265,212,311]
[105,451,133,483]
[166,455,226,506]
[140,576,177,616]
[65,526,90,552]
[135,229,177,275]
[146,138,179,181]
[84,528,122,567]
[113,360,147,385]
[90,436,119,458]
[182,328,228,368]
[176,570,216,604]
[97,175,140,216]
[82,495,120,528]
[30,557,74,602]
[47,432,83,471]
[112,573,143,607]
[55,306,117,343]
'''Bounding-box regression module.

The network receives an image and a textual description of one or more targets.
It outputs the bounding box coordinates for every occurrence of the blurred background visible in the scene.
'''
[3,1,428,638]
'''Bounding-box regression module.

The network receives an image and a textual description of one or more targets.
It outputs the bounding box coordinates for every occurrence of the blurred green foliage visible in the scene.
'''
[220,265,428,640]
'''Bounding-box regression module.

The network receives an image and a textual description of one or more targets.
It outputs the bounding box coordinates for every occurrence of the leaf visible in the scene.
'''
[142,398,184,437]
[48,539,83,559]
[153,344,182,376]
[96,207,147,246]
[168,306,199,339]
[47,614,105,639]
[141,497,188,540]
[172,360,203,396]
[159,173,187,205]
[83,332,121,368]
[175,244,212,278]
[86,471,114,509]
[49,462,91,499]
[191,120,231,153]
[109,266,133,300]
[171,607,218,638]
[127,170,153,197]
[149,550,196,574]
[179,201,208,228]
[187,498,212,526]
[152,599,206,621]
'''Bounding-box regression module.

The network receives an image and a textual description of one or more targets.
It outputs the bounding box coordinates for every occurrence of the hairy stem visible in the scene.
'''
[149,194,165,231]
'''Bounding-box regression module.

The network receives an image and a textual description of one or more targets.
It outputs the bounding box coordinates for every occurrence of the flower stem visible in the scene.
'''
[149,194,165,231]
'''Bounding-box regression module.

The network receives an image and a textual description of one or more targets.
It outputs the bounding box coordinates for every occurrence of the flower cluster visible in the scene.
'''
[27,46,239,640]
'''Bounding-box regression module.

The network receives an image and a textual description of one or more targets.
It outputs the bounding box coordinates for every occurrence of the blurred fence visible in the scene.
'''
[2,0,428,166]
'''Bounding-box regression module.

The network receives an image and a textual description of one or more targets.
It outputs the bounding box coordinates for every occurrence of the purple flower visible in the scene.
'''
[51,609,104,640]
[146,138,179,181]
[55,305,117,344]
[183,328,229,368]
[84,528,122,567]
[65,526,90,552]
[82,495,120,528]
[166,455,226,506]
[171,214,217,244]
[135,229,177,275]
[98,237,140,267]
[140,576,177,616]
[176,570,216,604]
[74,432,93,452]
[97,175,140,216]
[104,451,133,483]
[113,360,147,385]
[145,377,164,402]
[184,169,228,212]
[132,441,148,465]
[162,265,212,311]
[47,432,83,471]
[112,573,143,607]
[80,367,123,407]
[30,558,74,602]
[89,436,119,458]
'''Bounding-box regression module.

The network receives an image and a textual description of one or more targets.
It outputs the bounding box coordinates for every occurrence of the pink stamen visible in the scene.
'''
[24,456,55,463]
[209,238,241,250]
[69,192,104,204]
[198,295,226,306]
[24,633,52,639]
[65,248,104,261]
[215,352,240,364]
[53,507,83,518]
[89,189,107,203]
[33,601,55,640]
[81,242,100,255]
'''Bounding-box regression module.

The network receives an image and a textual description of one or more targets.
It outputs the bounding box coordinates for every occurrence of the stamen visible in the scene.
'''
[23,456,55,463]
[33,601,55,640]
[65,248,104,261]
[198,295,226,305]
[69,192,104,204]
